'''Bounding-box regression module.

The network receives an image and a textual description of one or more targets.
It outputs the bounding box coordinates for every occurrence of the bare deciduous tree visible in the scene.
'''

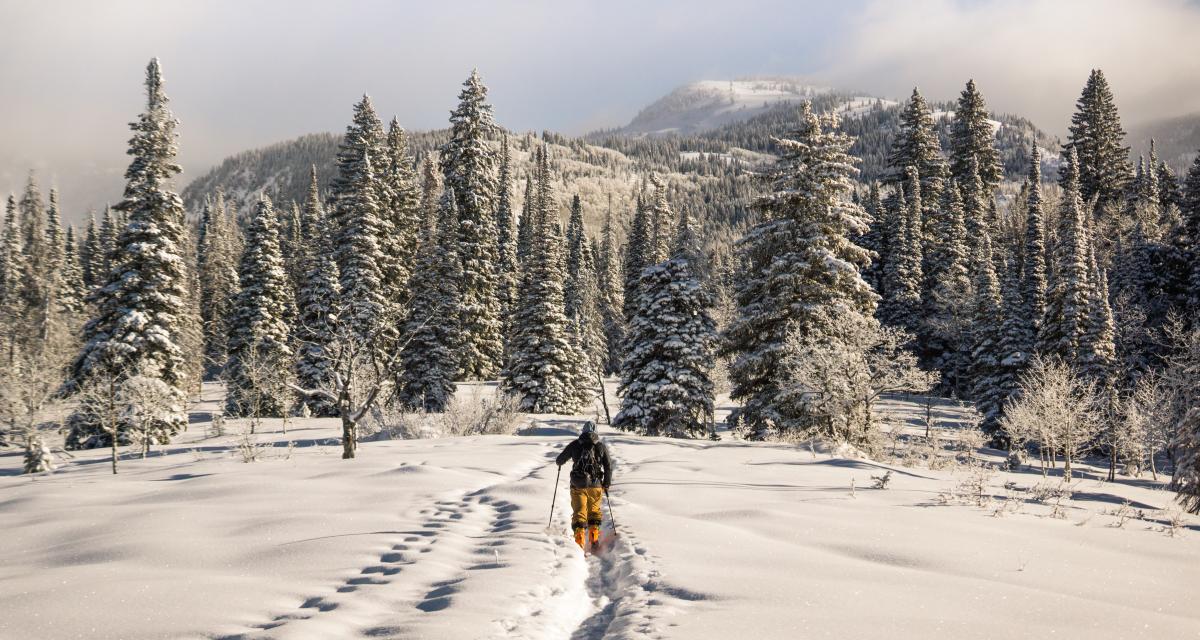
[780,312,939,452]
[1000,356,1103,482]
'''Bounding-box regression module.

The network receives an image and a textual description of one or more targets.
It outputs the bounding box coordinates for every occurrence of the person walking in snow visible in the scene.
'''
[555,421,613,549]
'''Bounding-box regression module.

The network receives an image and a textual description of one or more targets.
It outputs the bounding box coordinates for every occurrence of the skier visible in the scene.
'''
[555,421,613,549]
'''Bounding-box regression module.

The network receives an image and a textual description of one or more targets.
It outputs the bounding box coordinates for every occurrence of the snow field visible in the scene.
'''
[2,385,1199,639]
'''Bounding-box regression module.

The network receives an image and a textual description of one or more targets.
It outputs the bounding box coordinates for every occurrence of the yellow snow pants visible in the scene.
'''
[570,487,604,531]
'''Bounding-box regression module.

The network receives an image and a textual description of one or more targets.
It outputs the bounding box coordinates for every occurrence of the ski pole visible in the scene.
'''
[604,489,617,531]
[548,465,562,529]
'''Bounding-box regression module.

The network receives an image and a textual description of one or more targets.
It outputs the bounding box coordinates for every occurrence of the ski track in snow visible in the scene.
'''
[210,431,688,640]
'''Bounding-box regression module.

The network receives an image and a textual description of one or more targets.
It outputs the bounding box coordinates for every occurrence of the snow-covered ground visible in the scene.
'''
[2,385,1198,639]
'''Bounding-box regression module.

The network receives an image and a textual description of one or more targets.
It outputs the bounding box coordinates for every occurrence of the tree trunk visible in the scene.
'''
[341,414,357,459]
[111,434,118,475]
[1108,448,1117,482]
[595,370,612,425]
[1150,451,1159,482]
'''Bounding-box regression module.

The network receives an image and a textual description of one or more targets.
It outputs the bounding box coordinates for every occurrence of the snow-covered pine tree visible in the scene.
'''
[880,181,922,331]
[501,146,582,413]
[516,174,535,268]
[1038,149,1093,365]
[922,180,972,393]
[1062,69,1131,206]
[722,103,877,434]
[1173,370,1200,514]
[1080,236,1117,383]
[224,196,295,418]
[380,118,421,312]
[96,205,118,282]
[1021,145,1048,356]
[440,70,504,380]
[66,58,189,448]
[622,193,650,323]
[646,175,673,265]
[419,154,441,232]
[294,168,341,417]
[44,188,65,280]
[0,195,20,310]
[1157,159,1181,211]
[1183,153,1200,310]
[494,135,519,325]
[860,182,884,293]
[949,79,1002,196]
[596,201,626,374]
[79,211,98,289]
[564,195,607,378]
[960,156,990,253]
[398,189,461,412]
[969,230,1005,432]
[196,192,241,375]
[615,199,716,437]
[994,253,1026,439]
[329,96,389,348]
[60,226,85,314]
[888,88,947,201]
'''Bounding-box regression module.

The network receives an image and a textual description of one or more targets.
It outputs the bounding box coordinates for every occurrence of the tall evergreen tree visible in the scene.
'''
[501,146,583,413]
[1080,238,1117,383]
[494,135,519,323]
[860,182,884,293]
[516,174,535,268]
[949,79,1002,196]
[646,175,672,265]
[880,182,922,330]
[722,104,876,433]
[294,173,341,417]
[922,180,972,392]
[615,203,716,437]
[564,195,607,376]
[0,195,20,310]
[440,70,504,379]
[1183,153,1200,310]
[67,58,189,448]
[596,201,626,374]
[1021,146,1048,355]
[1062,69,1131,205]
[888,88,947,201]
[622,194,650,323]
[96,205,118,281]
[1039,149,1093,364]
[329,96,389,348]
[398,189,462,412]
[225,197,294,417]
[196,192,241,375]
[60,226,85,314]
[81,211,99,289]
[969,231,1004,432]
[380,118,422,312]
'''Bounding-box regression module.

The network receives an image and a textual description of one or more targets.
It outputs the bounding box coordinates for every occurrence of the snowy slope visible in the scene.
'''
[3,384,1198,639]
[620,79,833,135]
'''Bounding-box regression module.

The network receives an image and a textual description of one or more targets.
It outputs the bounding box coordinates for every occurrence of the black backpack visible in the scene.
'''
[573,436,605,486]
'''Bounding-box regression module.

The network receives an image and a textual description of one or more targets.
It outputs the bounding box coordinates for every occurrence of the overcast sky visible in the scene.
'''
[3,0,1200,217]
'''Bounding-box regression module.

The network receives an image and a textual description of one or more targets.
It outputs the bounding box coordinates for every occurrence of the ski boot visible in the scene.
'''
[573,528,586,549]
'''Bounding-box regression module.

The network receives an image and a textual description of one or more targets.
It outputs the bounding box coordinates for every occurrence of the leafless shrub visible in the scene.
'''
[871,470,893,490]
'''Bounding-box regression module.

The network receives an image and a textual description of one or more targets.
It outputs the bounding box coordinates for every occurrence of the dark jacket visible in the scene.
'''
[555,432,613,489]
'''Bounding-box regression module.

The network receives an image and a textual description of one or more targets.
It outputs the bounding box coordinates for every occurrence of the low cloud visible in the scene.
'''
[822,0,1200,134]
